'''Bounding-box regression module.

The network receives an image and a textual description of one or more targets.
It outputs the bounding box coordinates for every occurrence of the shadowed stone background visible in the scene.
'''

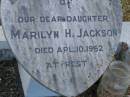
[0,58,24,97]
[0,0,130,97]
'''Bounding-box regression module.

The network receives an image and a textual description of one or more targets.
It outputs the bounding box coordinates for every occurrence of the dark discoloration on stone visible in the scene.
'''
[36,69,41,80]
[95,2,102,14]
[70,67,78,93]
[19,6,29,16]
[9,0,17,5]
[53,74,59,91]
[11,25,16,33]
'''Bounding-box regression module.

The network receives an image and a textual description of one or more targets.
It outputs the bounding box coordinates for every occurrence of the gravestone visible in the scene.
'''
[1,0,122,96]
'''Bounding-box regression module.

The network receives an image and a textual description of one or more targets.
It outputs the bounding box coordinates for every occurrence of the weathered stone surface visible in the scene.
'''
[1,0,122,96]
[0,26,6,41]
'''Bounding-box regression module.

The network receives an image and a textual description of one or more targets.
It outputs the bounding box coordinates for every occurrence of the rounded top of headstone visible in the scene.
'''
[1,0,122,96]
